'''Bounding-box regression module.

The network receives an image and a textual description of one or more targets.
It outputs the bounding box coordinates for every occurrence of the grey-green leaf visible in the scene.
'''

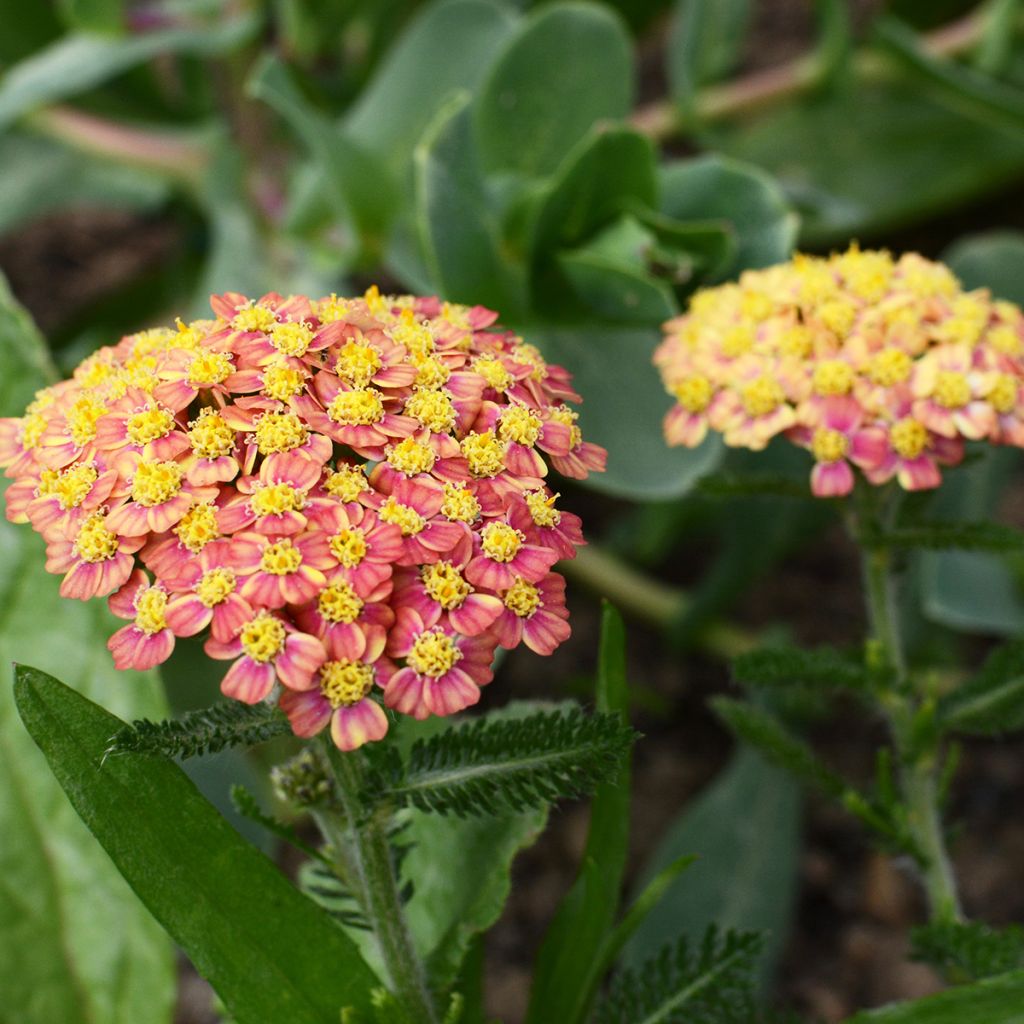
[13,666,379,1022]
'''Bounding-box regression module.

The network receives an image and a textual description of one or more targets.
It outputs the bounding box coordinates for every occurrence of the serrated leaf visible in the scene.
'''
[881,521,1024,553]
[524,603,631,1024]
[13,666,379,1022]
[938,641,1024,735]
[733,645,871,692]
[912,920,1024,982]
[474,2,633,179]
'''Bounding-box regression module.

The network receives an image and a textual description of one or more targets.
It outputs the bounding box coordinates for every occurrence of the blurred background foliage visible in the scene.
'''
[2,0,1024,1021]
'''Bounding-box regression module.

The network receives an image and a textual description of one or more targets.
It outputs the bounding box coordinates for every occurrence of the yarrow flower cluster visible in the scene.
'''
[655,247,1024,496]
[1,288,605,750]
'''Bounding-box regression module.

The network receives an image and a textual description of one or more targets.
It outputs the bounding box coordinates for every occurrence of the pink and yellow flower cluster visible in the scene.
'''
[1,288,604,750]
[655,248,1024,497]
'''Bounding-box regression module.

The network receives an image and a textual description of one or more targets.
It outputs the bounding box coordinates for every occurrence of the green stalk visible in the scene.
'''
[856,488,963,925]
[317,741,439,1022]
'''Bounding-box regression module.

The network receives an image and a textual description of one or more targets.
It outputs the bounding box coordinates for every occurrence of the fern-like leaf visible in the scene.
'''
[377,708,635,817]
[871,520,1024,553]
[733,644,872,692]
[596,928,764,1024]
[299,861,371,931]
[230,784,327,862]
[911,921,1024,981]
[106,700,291,760]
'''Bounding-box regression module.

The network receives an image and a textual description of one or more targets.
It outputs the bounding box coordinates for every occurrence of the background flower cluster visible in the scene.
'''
[0,289,604,749]
[655,248,1024,497]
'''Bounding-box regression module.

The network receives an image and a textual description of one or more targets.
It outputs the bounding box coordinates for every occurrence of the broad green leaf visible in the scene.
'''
[0,279,175,1024]
[658,154,798,273]
[57,0,124,34]
[524,603,631,1024]
[345,0,518,176]
[13,667,380,1022]
[845,969,1024,1023]
[622,747,801,990]
[474,2,633,179]
[938,640,1024,735]
[944,231,1024,303]
[709,81,1024,246]
[557,250,677,323]
[667,0,751,114]
[0,14,260,130]
[414,92,525,316]
[529,324,724,500]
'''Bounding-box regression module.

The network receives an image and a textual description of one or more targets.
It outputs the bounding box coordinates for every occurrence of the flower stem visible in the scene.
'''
[856,491,963,925]
[318,741,439,1022]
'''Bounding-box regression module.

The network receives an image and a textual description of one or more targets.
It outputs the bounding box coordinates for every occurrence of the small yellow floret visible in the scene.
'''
[262,363,306,401]
[890,419,929,460]
[988,374,1018,414]
[405,389,457,433]
[335,341,383,386]
[778,325,813,359]
[74,514,119,562]
[328,388,385,427]
[189,408,236,459]
[240,614,286,663]
[323,466,369,502]
[441,484,481,523]
[232,305,278,332]
[933,370,971,409]
[499,406,542,447]
[187,351,233,388]
[512,343,548,380]
[525,490,561,528]
[740,376,785,417]
[407,629,460,678]
[51,464,99,509]
[254,411,308,454]
[251,483,305,518]
[270,321,314,357]
[318,582,364,624]
[672,375,713,413]
[197,568,236,607]
[812,360,854,397]
[67,396,107,447]
[421,562,471,610]
[320,659,374,706]
[379,497,425,536]
[413,356,451,389]
[260,540,303,575]
[175,503,220,552]
[363,284,390,317]
[387,438,436,476]
[317,295,350,323]
[473,356,513,392]
[330,528,368,567]
[811,427,849,464]
[461,431,506,477]
[503,577,541,618]
[987,325,1023,357]
[126,407,175,446]
[134,588,168,634]
[721,325,755,358]
[481,522,524,563]
[131,461,184,507]
[20,412,47,450]
[868,348,913,387]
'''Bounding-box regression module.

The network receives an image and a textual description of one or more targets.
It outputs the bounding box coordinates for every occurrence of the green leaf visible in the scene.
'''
[344,0,518,177]
[57,0,124,34]
[666,0,752,116]
[13,666,379,1022]
[530,324,724,500]
[474,2,633,179]
[621,747,800,990]
[912,920,1024,982]
[938,641,1024,735]
[557,249,677,323]
[658,154,799,274]
[380,706,634,816]
[844,969,1024,1023]
[881,521,1024,553]
[944,231,1024,304]
[524,603,631,1024]
[414,92,525,316]
[733,644,871,692]
[0,14,260,130]
[0,277,175,1024]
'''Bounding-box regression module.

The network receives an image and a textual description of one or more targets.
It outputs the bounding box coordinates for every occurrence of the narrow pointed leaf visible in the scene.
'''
[938,641,1024,735]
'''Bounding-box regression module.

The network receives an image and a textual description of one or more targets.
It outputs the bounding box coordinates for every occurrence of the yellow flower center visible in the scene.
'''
[421,561,471,610]
[323,465,369,502]
[254,411,308,454]
[320,659,374,707]
[987,325,1023,357]
[503,577,541,618]
[335,341,383,386]
[392,318,435,360]
[174,503,220,552]
[525,490,561,528]
[251,483,305,518]
[240,614,286,663]
[232,305,278,332]
[413,356,451,390]
[270,321,314,357]
[405,389,457,433]
[816,298,857,338]
[387,437,436,476]
[890,419,929,459]
[473,356,513,392]
[740,376,785,417]
[188,408,236,459]
[260,539,303,575]
[363,284,389,317]
[262,363,306,401]
[461,431,506,477]
[20,412,47,449]
[126,407,175,445]
[76,357,117,389]
[50,463,99,509]
[131,460,184,507]
[74,514,120,562]
[407,629,461,678]
[512,343,547,380]
[187,351,233,387]
[441,483,481,523]
[329,528,368,567]
[933,370,971,409]
[481,522,524,563]
[811,427,849,464]
[778,325,812,359]
[317,582,364,623]
[901,259,958,299]
[988,374,1018,414]
[838,247,893,302]
[499,406,542,447]
[328,388,385,426]
[67,396,107,447]
[812,360,854,397]
[134,588,168,634]
[196,568,236,607]
[868,348,913,387]
[317,295,350,323]
[378,497,425,536]
[672,375,713,413]
[721,325,754,358]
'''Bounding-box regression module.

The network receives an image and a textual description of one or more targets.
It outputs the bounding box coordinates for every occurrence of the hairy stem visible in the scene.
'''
[318,741,439,1022]
[857,490,963,924]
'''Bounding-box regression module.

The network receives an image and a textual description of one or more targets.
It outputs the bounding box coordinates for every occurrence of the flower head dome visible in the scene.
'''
[1,287,605,750]
[655,247,1024,497]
